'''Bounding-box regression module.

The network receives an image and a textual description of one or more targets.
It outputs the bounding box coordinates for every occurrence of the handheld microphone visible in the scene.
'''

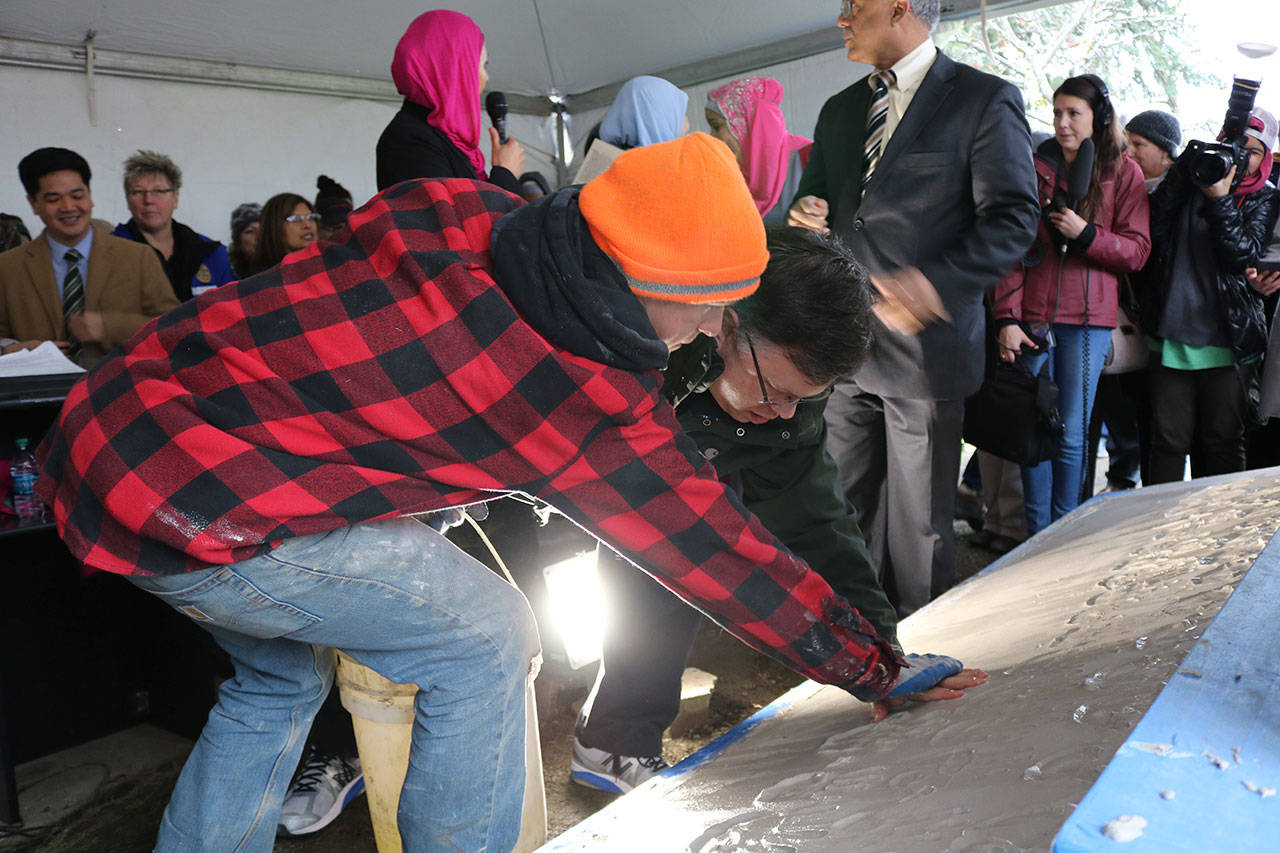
[485,91,509,144]
[1051,138,1094,254]
[1067,138,1094,208]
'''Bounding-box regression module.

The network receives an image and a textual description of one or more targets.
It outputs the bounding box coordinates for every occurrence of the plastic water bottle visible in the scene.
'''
[10,437,43,521]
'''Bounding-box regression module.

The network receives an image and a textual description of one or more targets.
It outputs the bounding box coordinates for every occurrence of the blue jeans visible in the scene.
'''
[1019,325,1112,534]
[130,518,541,852]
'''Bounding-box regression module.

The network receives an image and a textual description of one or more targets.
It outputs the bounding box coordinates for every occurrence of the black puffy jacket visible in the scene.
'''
[1140,153,1280,360]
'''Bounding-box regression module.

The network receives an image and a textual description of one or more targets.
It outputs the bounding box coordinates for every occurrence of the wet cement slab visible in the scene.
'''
[543,469,1280,852]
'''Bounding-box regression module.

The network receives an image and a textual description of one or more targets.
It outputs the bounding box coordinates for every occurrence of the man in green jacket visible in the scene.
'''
[571,226,986,793]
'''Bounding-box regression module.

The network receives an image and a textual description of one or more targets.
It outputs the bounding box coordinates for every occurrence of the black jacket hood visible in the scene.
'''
[489,186,668,373]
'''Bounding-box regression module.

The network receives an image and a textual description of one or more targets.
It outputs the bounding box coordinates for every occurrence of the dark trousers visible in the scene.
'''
[1098,372,1144,487]
[1085,369,1151,494]
[1247,417,1280,469]
[576,547,703,757]
[1147,362,1248,484]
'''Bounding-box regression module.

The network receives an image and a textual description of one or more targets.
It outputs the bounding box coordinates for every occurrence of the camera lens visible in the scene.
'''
[1190,148,1233,187]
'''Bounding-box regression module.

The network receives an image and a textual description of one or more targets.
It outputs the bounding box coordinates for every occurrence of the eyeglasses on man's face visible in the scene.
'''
[742,330,835,408]
[284,213,321,223]
[127,188,175,199]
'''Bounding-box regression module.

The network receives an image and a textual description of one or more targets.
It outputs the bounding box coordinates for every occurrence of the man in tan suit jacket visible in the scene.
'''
[0,147,176,367]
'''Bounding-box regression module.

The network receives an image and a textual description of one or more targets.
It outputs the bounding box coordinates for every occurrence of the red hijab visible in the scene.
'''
[707,77,811,216]
[391,10,488,180]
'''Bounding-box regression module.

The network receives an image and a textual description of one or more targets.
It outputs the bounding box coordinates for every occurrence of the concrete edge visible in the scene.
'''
[1052,525,1280,850]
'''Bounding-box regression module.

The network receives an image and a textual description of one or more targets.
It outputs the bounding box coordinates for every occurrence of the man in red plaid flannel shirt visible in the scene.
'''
[36,135,951,850]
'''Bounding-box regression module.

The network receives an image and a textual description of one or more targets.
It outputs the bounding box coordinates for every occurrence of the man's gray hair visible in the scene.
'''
[910,0,941,30]
[122,149,182,192]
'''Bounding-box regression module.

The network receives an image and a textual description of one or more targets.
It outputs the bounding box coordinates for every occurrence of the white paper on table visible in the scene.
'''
[0,341,86,378]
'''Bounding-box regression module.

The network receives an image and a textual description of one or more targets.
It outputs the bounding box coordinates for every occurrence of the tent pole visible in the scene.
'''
[553,104,571,187]
[83,31,98,127]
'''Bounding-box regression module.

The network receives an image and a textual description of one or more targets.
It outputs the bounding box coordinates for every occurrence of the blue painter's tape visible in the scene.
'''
[538,679,819,851]
[662,678,813,778]
[1053,529,1280,851]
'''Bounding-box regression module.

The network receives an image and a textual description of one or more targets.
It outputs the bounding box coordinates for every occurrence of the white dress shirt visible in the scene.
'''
[880,38,939,148]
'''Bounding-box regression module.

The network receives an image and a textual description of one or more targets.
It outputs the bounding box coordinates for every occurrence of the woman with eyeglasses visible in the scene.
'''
[112,149,234,300]
[376,9,525,193]
[249,193,318,275]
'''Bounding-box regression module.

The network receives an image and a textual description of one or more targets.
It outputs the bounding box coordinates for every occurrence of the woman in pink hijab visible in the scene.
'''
[705,77,812,225]
[376,9,525,193]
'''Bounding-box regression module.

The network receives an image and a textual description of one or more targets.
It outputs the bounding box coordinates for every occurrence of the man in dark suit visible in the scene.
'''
[789,0,1039,615]
[0,147,176,367]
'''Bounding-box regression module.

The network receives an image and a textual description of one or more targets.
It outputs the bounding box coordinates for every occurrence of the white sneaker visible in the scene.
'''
[570,736,670,794]
[277,748,365,836]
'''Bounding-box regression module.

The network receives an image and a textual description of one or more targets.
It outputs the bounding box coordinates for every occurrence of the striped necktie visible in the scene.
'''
[62,248,85,357]
[862,69,896,193]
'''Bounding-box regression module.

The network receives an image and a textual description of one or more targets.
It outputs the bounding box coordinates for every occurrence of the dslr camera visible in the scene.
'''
[1186,76,1261,188]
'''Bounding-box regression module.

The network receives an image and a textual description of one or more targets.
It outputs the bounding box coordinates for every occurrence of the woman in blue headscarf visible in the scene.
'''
[598,75,689,149]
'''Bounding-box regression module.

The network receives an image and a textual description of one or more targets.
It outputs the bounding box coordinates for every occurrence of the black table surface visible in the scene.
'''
[0,372,82,410]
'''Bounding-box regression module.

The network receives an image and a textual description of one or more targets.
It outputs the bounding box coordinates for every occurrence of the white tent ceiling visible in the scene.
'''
[1,0,1054,114]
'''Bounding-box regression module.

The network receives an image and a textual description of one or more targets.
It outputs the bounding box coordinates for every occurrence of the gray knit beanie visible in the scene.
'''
[1125,110,1181,158]
[229,202,262,241]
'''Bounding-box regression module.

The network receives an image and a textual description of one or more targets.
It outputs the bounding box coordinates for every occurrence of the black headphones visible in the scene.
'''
[1078,73,1113,133]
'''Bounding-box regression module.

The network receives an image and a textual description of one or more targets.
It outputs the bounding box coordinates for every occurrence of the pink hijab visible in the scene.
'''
[708,77,811,215]
[1231,112,1276,198]
[391,10,488,179]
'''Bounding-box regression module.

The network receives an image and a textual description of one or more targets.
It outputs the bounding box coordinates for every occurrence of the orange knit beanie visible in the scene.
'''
[579,133,767,304]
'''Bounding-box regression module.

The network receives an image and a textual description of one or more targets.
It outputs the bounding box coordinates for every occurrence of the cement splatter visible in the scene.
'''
[1101,815,1147,842]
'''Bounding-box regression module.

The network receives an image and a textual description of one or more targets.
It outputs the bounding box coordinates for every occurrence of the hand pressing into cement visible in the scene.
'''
[871,653,988,723]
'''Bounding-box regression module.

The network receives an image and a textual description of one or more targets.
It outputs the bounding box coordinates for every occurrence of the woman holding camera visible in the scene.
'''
[1138,108,1280,484]
[992,75,1151,534]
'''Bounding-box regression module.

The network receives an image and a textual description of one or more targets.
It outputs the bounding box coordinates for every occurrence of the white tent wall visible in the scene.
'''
[0,66,563,245]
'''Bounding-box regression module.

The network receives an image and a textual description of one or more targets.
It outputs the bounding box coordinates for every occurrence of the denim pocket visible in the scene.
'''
[137,567,321,639]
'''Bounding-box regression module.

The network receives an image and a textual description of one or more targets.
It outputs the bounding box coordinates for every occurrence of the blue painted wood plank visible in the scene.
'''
[1053,530,1280,851]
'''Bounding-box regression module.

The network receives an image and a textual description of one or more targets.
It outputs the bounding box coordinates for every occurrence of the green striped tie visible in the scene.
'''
[62,248,84,358]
